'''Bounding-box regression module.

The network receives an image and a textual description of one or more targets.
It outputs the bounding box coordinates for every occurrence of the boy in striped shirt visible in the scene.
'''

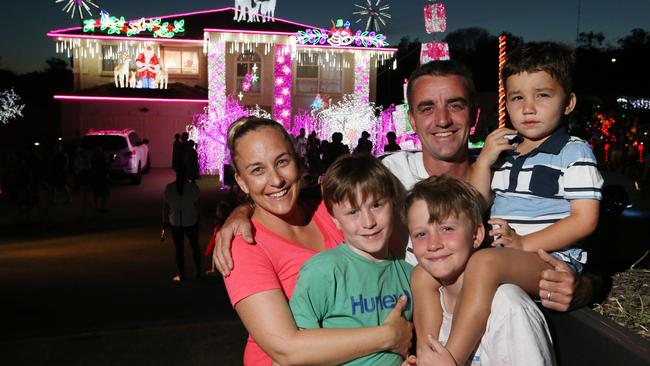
[426,42,603,365]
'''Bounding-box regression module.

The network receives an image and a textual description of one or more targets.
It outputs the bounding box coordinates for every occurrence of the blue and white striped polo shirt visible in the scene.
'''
[490,128,603,266]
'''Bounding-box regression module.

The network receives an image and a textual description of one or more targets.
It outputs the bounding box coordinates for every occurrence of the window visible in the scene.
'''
[236,51,261,93]
[102,45,129,72]
[296,53,342,94]
[163,48,199,75]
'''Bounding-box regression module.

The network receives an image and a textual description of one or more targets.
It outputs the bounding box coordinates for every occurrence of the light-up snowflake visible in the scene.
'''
[353,0,391,33]
[55,0,99,19]
[0,89,25,124]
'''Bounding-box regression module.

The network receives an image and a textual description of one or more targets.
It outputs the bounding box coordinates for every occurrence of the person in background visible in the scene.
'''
[185,140,200,182]
[384,131,402,153]
[163,165,202,282]
[172,133,182,170]
[354,130,373,155]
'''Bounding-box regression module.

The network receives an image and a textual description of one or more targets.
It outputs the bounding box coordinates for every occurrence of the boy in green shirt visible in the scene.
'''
[289,154,414,365]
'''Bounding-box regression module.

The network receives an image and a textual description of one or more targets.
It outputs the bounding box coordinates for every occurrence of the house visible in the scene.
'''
[48,7,396,167]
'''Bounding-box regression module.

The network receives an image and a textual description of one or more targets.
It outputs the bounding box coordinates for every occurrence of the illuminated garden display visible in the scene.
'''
[48,7,398,177]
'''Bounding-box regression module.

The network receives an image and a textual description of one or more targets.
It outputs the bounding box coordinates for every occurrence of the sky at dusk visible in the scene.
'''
[1,0,648,74]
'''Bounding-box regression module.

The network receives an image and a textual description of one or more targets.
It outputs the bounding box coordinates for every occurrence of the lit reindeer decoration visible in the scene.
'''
[156,65,168,89]
[113,52,130,88]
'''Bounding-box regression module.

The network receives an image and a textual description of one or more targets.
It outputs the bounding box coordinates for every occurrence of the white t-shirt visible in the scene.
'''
[381,151,430,265]
[438,284,556,366]
[164,181,200,227]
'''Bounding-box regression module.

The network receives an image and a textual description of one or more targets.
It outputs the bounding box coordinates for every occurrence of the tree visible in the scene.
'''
[578,31,606,49]
[45,58,69,72]
[617,28,650,50]
[444,27,493,53]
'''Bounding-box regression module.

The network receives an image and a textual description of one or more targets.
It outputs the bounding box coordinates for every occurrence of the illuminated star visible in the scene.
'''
[251,74,259,83]
[238,92,244,101]
[252,64,258,73]
[55,0,99,19]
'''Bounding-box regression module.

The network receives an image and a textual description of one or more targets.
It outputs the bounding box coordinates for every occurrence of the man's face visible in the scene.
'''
[408,75,472,163]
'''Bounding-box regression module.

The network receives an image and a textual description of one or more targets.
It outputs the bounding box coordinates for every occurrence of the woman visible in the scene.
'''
[163,165,202,281]
[223,117,412,365]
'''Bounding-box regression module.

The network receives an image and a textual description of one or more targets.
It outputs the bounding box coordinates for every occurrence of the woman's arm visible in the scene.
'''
[213,203,255,275]
[235,289,413,366]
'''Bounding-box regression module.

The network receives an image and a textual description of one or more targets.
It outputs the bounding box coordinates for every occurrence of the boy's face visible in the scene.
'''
[330,190,393,262]
[407,200,484,285]
[506,71,576,144]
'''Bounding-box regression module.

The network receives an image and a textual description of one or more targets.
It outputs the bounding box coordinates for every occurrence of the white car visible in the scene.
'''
[81,129,150,184]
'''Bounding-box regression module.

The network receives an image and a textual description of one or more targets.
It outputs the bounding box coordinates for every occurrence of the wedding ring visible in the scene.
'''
[547,291,552,301]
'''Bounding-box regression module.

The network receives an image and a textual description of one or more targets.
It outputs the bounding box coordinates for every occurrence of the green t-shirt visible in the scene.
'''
[289,243,413,365]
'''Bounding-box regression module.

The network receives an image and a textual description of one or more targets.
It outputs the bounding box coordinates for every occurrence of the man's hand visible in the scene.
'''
[382,295,414,359]
[212,204,255,276]
[488,218,524,250]
[537,249,587,311]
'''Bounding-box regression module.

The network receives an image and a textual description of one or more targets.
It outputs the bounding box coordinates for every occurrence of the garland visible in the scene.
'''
[293,29,388,48]
[83,16,184,38]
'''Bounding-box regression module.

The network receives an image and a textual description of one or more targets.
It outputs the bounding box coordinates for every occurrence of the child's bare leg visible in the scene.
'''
[445,248,551,364]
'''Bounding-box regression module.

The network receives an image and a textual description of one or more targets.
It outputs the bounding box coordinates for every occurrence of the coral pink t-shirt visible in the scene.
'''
[223,200,343,366]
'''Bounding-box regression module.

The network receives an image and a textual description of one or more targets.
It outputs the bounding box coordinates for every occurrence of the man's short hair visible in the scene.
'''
[322,154,399,215]
[406,60,476,109]
[502,41,575,96]
[405,175,484,229]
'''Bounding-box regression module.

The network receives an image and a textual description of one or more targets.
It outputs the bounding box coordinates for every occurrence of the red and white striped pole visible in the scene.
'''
[498,34,507,128]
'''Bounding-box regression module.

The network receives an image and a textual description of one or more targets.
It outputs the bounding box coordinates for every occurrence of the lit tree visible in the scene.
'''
[0,88,24,124]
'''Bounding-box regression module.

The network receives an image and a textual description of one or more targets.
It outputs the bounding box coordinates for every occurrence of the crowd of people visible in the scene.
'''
[208,42,603,365]
[0,140,113,224]
[288,128,403,184]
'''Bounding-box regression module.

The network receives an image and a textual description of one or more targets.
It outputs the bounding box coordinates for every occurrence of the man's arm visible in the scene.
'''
[213,203,254,276]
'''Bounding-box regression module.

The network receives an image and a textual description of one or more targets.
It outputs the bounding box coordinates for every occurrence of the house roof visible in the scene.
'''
[54,83,209,103]
[48,7,325,42]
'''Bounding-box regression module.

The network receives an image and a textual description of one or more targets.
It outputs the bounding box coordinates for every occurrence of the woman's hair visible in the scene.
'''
[405,175,484,229]
[227,116,297,173]
[321,154,400,215]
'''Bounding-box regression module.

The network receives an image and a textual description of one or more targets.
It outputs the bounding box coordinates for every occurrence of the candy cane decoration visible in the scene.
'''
[498,34,507,128]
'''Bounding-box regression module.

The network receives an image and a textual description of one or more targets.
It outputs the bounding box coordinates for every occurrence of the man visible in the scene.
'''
[214,60,591,313]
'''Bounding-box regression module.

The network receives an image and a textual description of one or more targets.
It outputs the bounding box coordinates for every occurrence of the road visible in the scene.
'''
[0,169,248,365]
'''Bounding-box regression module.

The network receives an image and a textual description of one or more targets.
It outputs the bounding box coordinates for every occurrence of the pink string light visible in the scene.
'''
[274,45,293,129]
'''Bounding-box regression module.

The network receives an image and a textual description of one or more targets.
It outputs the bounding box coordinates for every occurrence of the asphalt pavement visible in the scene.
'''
[0,168,249,365]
